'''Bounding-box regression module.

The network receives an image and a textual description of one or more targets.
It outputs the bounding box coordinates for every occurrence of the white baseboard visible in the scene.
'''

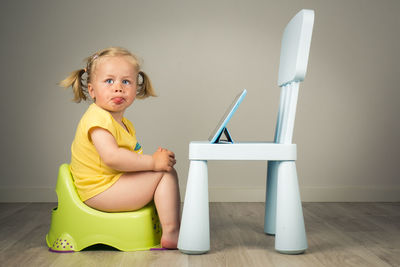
[207,186,400,202]
[299,186,400,202]
[0,186,399,202]
[0,187,57,202]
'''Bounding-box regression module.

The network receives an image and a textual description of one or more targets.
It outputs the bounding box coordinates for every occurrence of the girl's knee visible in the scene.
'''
[160,168,178,182]
[169,167,178,178]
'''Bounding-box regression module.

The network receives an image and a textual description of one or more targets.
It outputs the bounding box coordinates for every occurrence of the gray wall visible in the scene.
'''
[1,0,399,202]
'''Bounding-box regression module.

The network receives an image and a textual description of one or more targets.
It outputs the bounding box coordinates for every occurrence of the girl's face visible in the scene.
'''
[88,56,138,118]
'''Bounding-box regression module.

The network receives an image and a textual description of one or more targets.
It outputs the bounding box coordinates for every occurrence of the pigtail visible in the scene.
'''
[137,71,157,99]
[59,69,88,103]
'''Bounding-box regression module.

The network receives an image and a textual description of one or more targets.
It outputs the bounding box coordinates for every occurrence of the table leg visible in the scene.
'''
[275,161,307,254]
[264,160,279,235]
[178,160,210,254]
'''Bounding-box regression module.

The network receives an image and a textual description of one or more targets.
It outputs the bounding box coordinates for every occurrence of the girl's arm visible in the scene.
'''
[90,127,175,172]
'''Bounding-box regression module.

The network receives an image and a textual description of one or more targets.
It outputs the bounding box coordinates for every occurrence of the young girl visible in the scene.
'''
[60,47,180,249]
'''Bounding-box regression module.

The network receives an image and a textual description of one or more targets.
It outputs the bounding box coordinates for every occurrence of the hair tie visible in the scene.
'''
[92,54,99,60]
[137,72,144,85]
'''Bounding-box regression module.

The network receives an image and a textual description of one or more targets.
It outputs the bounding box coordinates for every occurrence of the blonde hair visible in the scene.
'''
[59,47,156,102]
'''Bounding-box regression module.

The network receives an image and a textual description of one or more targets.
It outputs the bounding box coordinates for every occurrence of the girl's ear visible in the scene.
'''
[88,83,96,100]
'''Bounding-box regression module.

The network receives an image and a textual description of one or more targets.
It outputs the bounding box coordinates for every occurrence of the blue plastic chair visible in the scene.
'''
[178,9,315,254]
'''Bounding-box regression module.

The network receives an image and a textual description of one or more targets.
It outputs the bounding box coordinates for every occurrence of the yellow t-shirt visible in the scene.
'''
[70,103,143,201]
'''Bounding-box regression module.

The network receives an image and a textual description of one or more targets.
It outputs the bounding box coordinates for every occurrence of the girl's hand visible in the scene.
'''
[152,147,176,172]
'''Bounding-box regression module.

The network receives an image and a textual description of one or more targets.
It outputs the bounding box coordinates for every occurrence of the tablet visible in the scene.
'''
[208,89,247,143]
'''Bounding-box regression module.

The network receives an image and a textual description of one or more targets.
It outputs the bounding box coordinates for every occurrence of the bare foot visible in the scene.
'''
[161,230,179,249]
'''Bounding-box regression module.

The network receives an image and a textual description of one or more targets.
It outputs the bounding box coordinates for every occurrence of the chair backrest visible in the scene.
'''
[274,9,314,144]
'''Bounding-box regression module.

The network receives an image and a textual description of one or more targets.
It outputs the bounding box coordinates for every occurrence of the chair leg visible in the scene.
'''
[275,161,307,254]
[178,160,210,254]
[264,161,279,235]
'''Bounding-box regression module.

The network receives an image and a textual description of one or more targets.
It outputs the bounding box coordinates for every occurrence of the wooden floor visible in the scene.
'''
[0,202,399,267]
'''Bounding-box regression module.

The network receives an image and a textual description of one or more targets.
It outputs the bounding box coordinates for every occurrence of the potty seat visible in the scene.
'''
[46,164,162,252]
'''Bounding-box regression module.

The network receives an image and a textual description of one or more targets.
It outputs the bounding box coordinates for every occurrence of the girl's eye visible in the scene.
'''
[122,80,130,85]
[105,79,114,84]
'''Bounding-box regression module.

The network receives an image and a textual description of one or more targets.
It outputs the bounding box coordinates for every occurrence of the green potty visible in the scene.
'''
[46,164,162,252]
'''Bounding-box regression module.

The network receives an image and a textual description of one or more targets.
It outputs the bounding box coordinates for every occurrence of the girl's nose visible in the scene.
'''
[114,83,123,93]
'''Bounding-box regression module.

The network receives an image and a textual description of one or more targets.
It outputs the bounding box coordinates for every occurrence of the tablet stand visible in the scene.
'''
[214,127,233,144]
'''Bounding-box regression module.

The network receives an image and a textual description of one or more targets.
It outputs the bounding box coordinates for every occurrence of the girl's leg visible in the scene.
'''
[154,168,181,248]
[84,169,180,248]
